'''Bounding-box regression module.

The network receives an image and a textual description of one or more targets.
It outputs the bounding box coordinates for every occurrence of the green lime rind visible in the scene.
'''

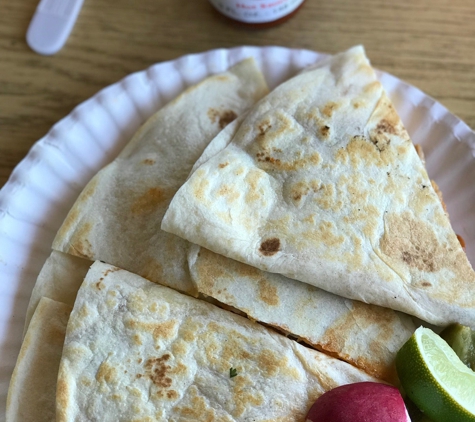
[396,327,475,422]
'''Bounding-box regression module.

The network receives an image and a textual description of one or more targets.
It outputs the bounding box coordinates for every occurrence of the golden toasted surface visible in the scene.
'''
[52,58,269,297]
[57,262,377,421]
[162,46,475,328]
[188,245,414,383]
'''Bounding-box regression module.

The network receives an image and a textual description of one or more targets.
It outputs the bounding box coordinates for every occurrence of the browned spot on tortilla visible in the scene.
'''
[244,169,265,203]
[255,110,300,151]
[305,221,344,248]
[207,108,237,129]
[257,348,281,377]
[218,162,229,169]
[421,281,432,287]
[153,320,178,340]
[371,134,390,152]
[259,238,280,256]
[414,144,425,164]
[96,281,104,290]
[167,390,178,400]
[57,208,79,242]
[290,179,320,204]
[175,386,218,420]
[457,234,466,249]
[431,179,447,212]
[80,176,99,201]
[380,212,442,273]
[232,375,265,417]
[201,322,255,375]
[375,118,398,136]
[142,158,155,165]
[57,177,99,244]
[397,145,409,155]
[190,170,210,202]
[103,266,120,277]
[112,393,122,401]
[55,377,69,421]
[256,152,281,165]
[335,147,349,164]
[258,120,272,136]
[68,222,93,259]
[364,80,382,94]
[96,362,118,385]
[321,101,339,118]
[217,184,240,203]
[258,278,279,306]
[145,354,172,388]
[320,125,330,138]
[256,151,321,172]
[193,248,228,294]
[317,301,400,383]
[124,318,177,341]
[130,187,170,215]
[315,183,335,210]
[347,135,381,166]
[172,339,189,357]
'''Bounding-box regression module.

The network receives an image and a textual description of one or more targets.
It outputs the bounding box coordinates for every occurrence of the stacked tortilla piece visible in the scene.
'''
[7,46,475,421]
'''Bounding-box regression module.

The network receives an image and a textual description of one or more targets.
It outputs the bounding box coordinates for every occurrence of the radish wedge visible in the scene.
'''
[306,382,411,422]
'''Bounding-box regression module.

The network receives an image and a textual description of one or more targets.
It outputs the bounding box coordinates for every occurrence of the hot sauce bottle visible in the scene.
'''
[209,0,306,27]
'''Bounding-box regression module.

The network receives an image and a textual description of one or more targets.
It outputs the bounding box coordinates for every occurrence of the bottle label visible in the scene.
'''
[209,0,305,23]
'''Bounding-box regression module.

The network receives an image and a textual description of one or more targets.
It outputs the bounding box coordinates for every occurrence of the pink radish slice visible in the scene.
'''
[305,382,411,422]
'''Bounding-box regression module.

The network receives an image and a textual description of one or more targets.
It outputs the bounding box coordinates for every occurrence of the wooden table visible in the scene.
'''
[1,0,474,190]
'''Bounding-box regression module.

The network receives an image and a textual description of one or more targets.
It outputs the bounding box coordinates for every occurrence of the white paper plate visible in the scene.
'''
[1,46,474,419]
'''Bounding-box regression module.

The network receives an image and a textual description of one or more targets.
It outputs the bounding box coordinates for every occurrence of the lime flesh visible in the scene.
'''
[440,323,475,371]
[396,327,475,422]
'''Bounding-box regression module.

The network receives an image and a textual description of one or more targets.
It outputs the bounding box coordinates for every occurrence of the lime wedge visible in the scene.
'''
[396,326,475,422]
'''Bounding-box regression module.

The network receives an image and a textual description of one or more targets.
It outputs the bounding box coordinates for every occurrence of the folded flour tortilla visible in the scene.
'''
[23,250,91,335]
[56,261,378,421]
[7,297,71,422]
[162,46,475,327]
[188,245,414,382]
[45,56,411,385]
[185,103,416,383]
[52,58,269,296]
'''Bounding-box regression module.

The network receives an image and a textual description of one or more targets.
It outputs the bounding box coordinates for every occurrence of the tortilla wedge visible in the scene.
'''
[56,261,378,421]
[183,97,416,384]
[162,46,475,327]
[6,297,71,422]
[23,250,91,336]
[52,58,269,296]
[188,245,415,383]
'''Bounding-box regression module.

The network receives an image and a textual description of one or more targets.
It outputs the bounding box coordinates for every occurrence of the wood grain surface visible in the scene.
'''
[1,0,474,189]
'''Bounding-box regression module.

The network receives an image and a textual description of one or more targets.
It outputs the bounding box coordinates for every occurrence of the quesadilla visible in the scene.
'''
[47,52,416,383]
[52,58,269,296]
[7,297,71,422]
[56,261,378,421]
[162,45,475,328]
[188,245,415,383]
[23,250,91,335]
